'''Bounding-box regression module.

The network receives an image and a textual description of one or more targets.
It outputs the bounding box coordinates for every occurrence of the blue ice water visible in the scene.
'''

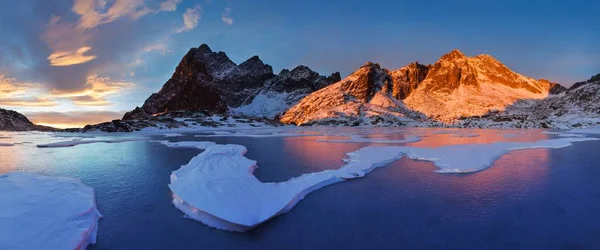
[0,129,599,250]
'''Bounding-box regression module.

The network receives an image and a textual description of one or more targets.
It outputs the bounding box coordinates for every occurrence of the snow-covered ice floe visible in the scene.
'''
[317,135,421,144]
[161,136,595,232]
[37,138,143,148]
[0,172,101,250]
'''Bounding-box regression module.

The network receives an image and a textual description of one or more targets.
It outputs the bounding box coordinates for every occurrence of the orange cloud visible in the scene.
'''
[47,47,98,66]
[49,74,134,106]
[0,75,59,107]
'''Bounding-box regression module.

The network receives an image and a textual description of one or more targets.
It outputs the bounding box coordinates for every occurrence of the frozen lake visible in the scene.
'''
[1,128,599,249]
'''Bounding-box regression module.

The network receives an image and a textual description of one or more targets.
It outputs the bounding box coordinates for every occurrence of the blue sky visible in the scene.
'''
[0,0,598,127]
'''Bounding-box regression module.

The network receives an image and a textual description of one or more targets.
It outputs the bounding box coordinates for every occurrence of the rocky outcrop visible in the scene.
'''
[280,62,431,126]
[0,108,56,131]
[123,44,274,120]
[390,62,430,100]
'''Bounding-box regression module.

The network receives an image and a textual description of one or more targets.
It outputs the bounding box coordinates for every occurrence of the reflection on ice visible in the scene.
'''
[151,140,215,149]
[317,135,420,144]
[37,138,143,148]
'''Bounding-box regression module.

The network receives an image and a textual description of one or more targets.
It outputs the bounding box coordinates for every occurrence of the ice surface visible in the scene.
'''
[151,140,216,149]
[451,133,479,138]
[542,131,586,138]
[317,135,421,144]
[161,136,595,232]
[195,132,319,138]
[502,133,520,138]
[0,172,101,250]
[37,138,143,148]
[163,133,184,137]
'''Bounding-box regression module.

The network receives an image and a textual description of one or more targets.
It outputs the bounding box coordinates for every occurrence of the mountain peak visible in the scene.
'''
[361,61,381,69]
[198,44,213,54]
[441,49,466,60]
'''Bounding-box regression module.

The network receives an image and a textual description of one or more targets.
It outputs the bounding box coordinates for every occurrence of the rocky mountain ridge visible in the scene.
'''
[0,108,56,131]
[123,44,340,120]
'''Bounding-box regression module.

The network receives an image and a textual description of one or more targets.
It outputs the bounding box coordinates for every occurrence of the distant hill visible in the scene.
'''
[0,108,56,131]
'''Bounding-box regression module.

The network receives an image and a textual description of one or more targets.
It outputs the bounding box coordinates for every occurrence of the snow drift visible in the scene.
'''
[0,172,101,250]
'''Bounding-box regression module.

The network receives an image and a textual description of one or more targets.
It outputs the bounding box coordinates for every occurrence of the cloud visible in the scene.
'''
[49,74,135,106]
[176,6,202,33]
[41,16,96,66]
[0,99,58,107]
[0,74,39,98]
[0,74,59,107]
[221,8,233,25]
[0,73,132,108]
[143,43,171,55]
[47,46,98,66]
[160,0,182,11]
[23,110,125,128]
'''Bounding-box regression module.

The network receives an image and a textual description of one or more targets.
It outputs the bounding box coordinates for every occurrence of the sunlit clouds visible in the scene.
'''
[49,75,135,107]
[176,5,201,33]
[0,74,132,108]
[0,75,58,107]
[47,47,98,67]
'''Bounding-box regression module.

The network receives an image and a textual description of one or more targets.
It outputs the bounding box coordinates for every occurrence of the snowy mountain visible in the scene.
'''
[123,44,338,120]
[0,108,55,131]
[456,74,600,129]
[280,62,435,126]
[92,45,597,132]
[403,49,557,122]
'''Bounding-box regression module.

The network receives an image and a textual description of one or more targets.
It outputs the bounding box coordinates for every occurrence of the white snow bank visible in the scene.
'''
[163,137,595,232]
[383,137,596,173]
[0,143,14,147]
[37,138,143,148]
[151,140,216,149]
[568,127,600,135]
[317,135,421,144]
[0,172,101,250]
